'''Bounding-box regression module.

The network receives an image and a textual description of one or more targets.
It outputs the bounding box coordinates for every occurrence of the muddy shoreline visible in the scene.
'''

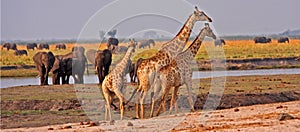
[2,91,300,111]
[1,90,300,129]
[1,57,300,71]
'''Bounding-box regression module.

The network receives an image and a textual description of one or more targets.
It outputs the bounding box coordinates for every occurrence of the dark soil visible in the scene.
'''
[1,90,300,129]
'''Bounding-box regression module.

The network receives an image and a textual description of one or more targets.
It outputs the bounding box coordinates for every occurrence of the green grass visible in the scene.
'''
[1,69,39,77]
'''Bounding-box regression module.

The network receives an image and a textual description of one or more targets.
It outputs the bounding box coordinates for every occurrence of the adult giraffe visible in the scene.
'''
[154,23,216,117]
[135,6,212,119]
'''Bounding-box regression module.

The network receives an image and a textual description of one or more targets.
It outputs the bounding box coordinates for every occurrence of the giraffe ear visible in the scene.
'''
[205,23,209,27]
[195,6,199,11]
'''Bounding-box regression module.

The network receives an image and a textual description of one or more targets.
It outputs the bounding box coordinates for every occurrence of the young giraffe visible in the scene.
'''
[136,6,212,119]
[101,39,137,122]
[154,23,216,116]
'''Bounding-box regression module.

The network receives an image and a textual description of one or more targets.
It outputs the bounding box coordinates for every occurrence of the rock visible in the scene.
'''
[278,113,295,121]
[88,122,98,127]
[276,105,283,109]
[234,108,239,112]
[127,122,133,126]
[294,91,300,94]
[63,126,72,129]
[234,108,240,112]
[79,122,84,125]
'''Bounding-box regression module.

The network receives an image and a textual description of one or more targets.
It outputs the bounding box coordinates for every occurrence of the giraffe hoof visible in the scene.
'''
[132,117,139,120]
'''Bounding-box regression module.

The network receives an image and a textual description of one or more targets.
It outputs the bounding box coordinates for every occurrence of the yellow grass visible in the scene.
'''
[1,39,300,66]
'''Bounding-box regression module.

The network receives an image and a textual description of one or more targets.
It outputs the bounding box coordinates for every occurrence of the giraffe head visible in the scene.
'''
[191,6,212,22]
[128,38,138,52]
[201,23,216,39]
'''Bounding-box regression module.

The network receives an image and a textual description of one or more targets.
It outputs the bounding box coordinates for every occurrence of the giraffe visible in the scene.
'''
[101,39,137,122]
[135,6,212,119]
[153,23,216,116]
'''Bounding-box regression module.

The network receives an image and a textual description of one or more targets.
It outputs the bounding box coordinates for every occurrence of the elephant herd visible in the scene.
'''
[254,37,289,43]
[1,43,67,56]
[33,46,88,85]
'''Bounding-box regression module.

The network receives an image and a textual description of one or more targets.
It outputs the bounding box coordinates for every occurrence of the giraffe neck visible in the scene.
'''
[158,15,196,59]
[174,15,196,43]
[183,30,206,58]
[115,47,134,74]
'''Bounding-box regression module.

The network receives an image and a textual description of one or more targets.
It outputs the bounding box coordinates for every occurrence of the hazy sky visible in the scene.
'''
[1,0,300,40]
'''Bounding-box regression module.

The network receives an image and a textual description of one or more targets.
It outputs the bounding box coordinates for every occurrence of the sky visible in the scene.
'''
[1,0,300,40]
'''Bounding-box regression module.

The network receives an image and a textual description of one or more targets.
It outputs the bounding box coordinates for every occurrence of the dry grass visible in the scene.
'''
[1,39,299,66]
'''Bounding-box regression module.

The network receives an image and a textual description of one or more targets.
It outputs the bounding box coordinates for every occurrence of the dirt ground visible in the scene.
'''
[2,100,299,131]
[1,74,300,131]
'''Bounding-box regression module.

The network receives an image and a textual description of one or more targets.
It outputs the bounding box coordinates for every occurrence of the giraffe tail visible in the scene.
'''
[125,88,137,105]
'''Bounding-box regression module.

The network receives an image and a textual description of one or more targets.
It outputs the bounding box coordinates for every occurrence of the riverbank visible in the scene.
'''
[1,74,300,129]
[1,57,300,78]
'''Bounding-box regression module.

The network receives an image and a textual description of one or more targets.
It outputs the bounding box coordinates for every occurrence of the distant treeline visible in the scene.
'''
[2,35,300,45]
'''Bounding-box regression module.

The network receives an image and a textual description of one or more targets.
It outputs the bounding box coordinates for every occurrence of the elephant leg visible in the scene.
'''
[61,74,66,84]
[65,75,70,84]
[44,71,49,85]
[97,66,102,83]
[78,73,84,84]
[41,67,47,85]
[52,72,59,85]
[104,65,110,77]
[37,66,45,86]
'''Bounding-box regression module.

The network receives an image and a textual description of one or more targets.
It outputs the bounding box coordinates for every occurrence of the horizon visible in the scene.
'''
[1,0,300,40]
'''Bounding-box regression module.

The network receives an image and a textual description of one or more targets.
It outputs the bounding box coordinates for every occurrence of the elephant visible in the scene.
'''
[138,39,155,49]
[14,50,28,56]
[128,61,135,83]
[254,37,271,43]
[51,56,63,85]
[33,51,56,85]
[55,43,66,50]
[51,55,72,85]
[278,37,289,43]
[214,39,226,47]
[2,43,17,50]
[95,49,112,84]
[86,49,97,64]
[107,37,119,53]
[107,29,117,38]
[132,58,144,83]
[71,46,88,84]
[38,43,50,50]
[27,43,37,50]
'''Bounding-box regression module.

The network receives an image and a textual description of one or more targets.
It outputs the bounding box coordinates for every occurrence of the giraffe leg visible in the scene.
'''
[114,89,125,120]
[186,82,195,112]
[156,83,170,116]
[150,78,162,117]
[140,91,147,119]
[169,86,179,114]
[103,91,112,122]
[135,89,141,119]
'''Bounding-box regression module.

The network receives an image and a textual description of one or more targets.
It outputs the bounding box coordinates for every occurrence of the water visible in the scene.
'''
[1,68,300,88]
